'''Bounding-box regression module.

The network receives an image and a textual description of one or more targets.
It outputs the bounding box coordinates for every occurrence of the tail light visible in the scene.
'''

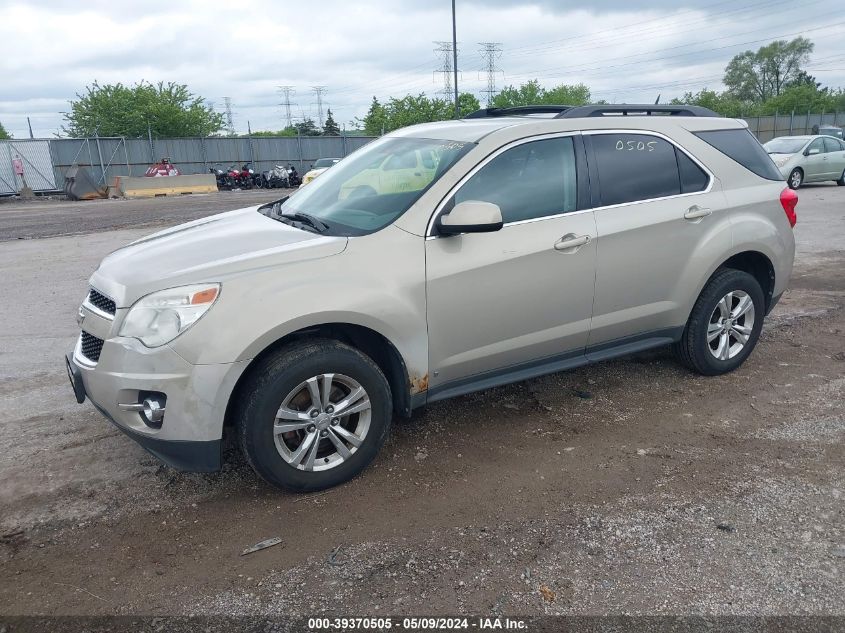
[780,188,798,228]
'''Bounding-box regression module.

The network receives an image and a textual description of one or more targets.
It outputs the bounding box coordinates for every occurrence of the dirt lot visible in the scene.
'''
[0,187,843,617]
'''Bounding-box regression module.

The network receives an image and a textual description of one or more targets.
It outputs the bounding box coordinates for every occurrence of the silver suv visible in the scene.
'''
[66,104,797,491]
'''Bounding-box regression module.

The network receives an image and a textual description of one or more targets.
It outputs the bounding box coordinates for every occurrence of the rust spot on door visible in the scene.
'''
[410,373,429,393]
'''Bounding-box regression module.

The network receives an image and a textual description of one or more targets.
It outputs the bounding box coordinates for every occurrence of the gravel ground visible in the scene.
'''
[0,189,287,241]
[0,185,842,617]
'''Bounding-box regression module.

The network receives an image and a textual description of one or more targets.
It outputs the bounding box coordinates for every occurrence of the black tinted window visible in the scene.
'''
[695,129,782,180]
[676,148,709,193]
[592,134,680,206]
[455,137,577,223]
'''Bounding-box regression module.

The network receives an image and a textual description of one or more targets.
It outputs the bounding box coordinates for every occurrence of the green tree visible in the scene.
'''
[322,109,341,135]
[724,37,814,102]
[294,118,321,136]
[0,120,10,139]
[63,81,224,137]
[490,80,590,108]
[251,127,297,137]
[359,92,480,134]
[670,89,749,117]
[490,80,545,108]
[362,97,387,136]
[758,84,840,115]
[458,92,481,117]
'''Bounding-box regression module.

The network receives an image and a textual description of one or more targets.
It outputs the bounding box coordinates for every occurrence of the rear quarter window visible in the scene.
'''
[694,129,782,181]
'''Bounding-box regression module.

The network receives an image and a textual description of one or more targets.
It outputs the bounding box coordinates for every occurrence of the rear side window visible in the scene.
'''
[823,137,842,153]
[676,149,709,193]
[591,134,680,206]
[694,129,782,181]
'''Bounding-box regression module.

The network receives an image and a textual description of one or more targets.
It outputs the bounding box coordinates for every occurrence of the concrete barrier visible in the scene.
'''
[113,174,218,199]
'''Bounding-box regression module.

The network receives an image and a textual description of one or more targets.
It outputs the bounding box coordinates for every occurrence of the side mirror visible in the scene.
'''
[438,201,503,235]
[806,148,820,155]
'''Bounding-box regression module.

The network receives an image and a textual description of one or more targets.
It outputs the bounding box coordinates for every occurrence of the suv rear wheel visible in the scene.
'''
[672,269,765,376]
[237,339,392,491]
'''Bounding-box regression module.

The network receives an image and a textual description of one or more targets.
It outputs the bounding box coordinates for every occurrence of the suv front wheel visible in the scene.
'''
[237,340,392,491]
[672,269,765,376]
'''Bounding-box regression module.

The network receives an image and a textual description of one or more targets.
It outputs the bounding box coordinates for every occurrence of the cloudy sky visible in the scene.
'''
[1,0,844,137]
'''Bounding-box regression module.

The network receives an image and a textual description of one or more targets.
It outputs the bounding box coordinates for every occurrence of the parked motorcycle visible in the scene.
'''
[262,164,298,188]
[286,164,301,188]
[209,164,229,190]
[225,163,253,189]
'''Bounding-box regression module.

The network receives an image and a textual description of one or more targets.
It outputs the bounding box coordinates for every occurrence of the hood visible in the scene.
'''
[768,153,796,167]
[90,205,347,306]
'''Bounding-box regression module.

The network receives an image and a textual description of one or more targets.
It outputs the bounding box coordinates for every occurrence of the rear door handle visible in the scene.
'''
[684,205,712,220]
[554,233,591,252]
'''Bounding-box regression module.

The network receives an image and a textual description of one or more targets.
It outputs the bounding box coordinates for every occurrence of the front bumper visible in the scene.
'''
[67,329,248,472]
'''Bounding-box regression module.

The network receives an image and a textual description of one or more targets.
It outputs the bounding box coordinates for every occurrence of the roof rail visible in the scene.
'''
[557,104,720,118]
[465,104,720,119]
[465,105,574,118]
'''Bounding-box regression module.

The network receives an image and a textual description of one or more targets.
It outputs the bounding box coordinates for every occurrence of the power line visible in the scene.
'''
[278,86,297,129]
[312,86,327,128]
[223,97,235,136]
[478,42,503,106]
[434,41,455,99]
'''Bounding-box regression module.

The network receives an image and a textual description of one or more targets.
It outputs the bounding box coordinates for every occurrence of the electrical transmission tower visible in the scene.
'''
[433,41,456,99]
[223,96,235,135]
[311,86,327,128]
[478,42,503,106]
[278,86,297,129]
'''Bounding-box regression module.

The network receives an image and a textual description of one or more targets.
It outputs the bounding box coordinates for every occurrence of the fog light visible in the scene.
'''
[141,393,166,427]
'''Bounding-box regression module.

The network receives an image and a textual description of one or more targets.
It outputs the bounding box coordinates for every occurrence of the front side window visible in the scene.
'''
[263,137,472,236]
[591,134,680,206]
[807,138,825,154]
[454,137,577,224]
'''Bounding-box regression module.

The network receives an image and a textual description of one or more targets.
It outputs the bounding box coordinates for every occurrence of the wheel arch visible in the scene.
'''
[224,322,414,431]
[716,250,776,313]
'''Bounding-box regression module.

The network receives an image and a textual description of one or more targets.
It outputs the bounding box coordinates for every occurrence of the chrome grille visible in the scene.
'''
[80,331,104,363]
[87,288,116,315]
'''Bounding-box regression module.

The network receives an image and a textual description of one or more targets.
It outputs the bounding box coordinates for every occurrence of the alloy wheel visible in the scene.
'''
[706,290,756,361]
[273,373,371,471]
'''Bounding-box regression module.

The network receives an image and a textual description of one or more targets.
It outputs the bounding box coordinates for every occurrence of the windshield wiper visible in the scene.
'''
[280,211,330,233]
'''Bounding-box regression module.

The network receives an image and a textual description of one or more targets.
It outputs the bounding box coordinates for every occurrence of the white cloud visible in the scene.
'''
[0,0,843,137]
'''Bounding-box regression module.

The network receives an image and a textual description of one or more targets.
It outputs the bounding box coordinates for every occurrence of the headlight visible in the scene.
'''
[119,283,220,347]
[775,157,791,167]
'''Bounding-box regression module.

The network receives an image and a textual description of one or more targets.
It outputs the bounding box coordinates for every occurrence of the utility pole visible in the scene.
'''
[312,86,327,128]
[452,0,459,118]
[478,42,503,106]
[27,116,34,139]
[223,97,235,136]
[434,41,454,101]
[278,86,297,129]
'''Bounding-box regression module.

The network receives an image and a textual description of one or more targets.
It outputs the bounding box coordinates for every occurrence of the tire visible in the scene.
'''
[672,268,765,376]
[236,339,392,492]
[788,168,803,190]
[836,169,844,186]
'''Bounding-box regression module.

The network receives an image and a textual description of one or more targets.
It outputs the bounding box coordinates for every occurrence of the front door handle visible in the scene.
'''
[554,233,591,252]
[684,205,712,221]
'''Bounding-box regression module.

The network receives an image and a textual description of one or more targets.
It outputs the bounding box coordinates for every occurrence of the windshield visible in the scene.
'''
[313,158,339,169]
[764,138,808,154]
[262,137,473,236]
